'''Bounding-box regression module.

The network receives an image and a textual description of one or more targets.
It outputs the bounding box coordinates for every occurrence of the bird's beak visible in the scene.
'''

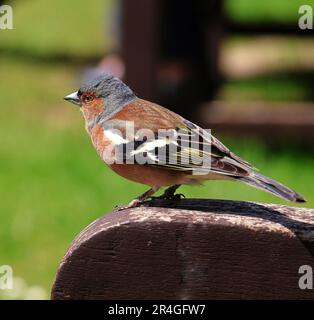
[64,91,81,106]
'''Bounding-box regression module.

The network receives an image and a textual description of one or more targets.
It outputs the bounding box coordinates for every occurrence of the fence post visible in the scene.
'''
[51,199,314,299]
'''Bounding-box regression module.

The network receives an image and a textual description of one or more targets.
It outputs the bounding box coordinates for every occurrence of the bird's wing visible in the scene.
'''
[182,119,256,170]
[107,98,255,177]
[140,121,252,177]
[108,120,253,178]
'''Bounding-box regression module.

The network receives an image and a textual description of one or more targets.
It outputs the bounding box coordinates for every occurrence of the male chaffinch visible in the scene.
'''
[64,73,305,209]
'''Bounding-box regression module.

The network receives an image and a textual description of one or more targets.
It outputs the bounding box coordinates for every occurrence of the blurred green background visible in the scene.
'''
[0,0,313,298]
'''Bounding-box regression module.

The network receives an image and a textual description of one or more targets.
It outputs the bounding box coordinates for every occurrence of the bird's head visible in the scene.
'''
[64,73,136,126]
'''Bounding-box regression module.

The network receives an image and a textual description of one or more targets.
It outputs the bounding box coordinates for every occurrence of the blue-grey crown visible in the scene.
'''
[80,74,131,96]
[79,73,137,115]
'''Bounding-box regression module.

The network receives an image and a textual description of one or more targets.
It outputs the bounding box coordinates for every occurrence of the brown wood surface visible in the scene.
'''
[122,0,158,101]
[51,199,314,300]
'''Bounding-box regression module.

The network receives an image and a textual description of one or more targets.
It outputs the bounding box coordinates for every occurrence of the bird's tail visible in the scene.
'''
[236,172,306,203]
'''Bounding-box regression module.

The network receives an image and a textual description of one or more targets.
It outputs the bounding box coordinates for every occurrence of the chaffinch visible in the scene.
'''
[64,73,305,209]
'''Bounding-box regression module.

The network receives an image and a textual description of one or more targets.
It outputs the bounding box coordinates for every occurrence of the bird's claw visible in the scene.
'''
[149,192,185,201]
[113,204,127,211]
[113,199,142,211]
[172,193,185,200]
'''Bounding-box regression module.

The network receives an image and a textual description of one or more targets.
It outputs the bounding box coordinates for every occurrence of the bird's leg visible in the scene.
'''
[150,184,185,200]
[162,184,182,199]
[114,187,158,211]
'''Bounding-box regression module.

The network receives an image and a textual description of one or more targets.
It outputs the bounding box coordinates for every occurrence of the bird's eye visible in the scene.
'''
[83,95,94,103]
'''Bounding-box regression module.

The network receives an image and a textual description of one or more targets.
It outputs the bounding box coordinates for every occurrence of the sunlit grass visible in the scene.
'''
[225,0,306,23]
[0,0,115,57]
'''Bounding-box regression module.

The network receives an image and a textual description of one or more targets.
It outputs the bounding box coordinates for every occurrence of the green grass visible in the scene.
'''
[0,56,313,295]
[0,0,114,57]
[225,0,308,24]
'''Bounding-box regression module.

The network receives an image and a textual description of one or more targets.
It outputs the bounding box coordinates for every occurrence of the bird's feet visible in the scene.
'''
[113,187,157,211]
[114,198,143,211]
[149,193,185,201]
[113,186,183,211]
[171,193,185,200]
[149,185,185,201]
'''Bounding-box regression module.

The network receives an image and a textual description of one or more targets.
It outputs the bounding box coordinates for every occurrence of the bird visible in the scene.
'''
[64,73,305,209]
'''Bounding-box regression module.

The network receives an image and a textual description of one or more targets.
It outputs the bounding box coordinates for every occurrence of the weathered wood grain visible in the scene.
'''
[51,199,314,299]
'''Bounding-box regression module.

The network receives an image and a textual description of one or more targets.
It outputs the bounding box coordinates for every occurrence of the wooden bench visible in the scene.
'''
[51,199,314,299]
